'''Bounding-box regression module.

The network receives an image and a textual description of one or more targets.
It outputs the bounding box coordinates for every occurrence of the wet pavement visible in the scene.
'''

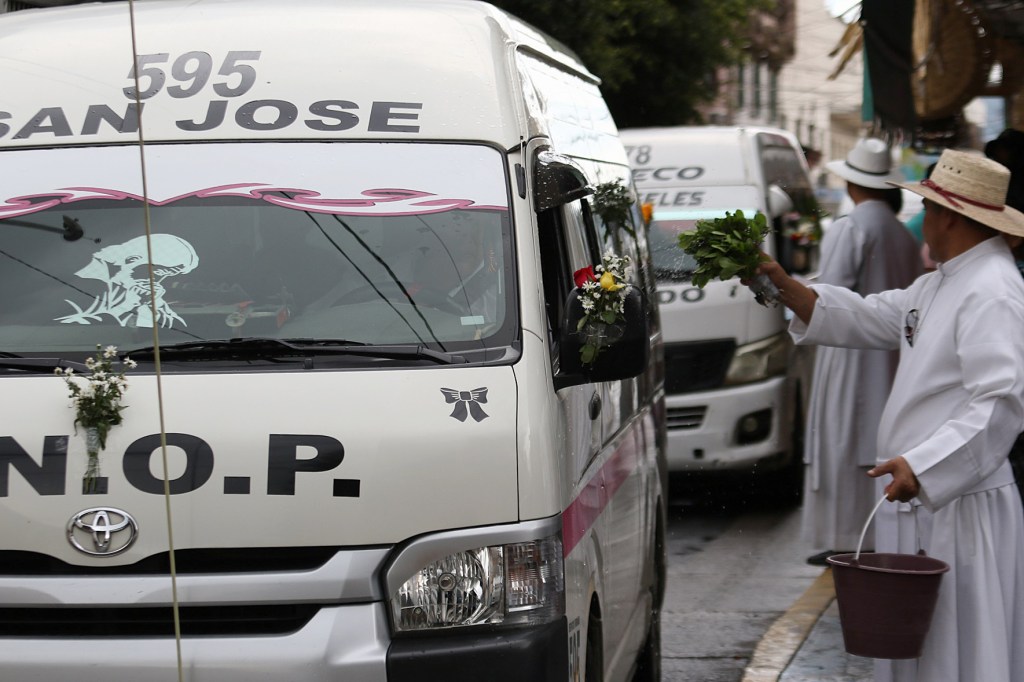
[742,568,873,682]
[662,495,876,682]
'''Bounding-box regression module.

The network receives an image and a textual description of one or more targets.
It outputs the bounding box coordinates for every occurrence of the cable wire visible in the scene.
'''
[126,2,184,680]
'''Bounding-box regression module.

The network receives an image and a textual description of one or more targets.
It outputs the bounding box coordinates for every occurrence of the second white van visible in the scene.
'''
[620,125,818,498]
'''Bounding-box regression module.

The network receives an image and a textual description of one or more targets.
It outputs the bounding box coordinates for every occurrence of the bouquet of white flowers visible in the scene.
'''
[57,345,136,492]
[573,251,632,365]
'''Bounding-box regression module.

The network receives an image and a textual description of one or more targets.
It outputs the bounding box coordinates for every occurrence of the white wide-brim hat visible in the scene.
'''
[891,149,1024,237]
[826,137,904,189]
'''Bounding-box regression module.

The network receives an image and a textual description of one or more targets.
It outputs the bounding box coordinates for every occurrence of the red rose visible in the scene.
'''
[573,265,597,288]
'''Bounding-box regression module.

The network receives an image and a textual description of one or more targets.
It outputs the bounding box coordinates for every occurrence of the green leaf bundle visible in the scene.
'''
[676,210,769,289]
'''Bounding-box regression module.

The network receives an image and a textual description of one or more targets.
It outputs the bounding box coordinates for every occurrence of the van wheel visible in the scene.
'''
[633,505,664,681]
[653,501,667,610]
[586,608,603,682]
[631,611,661,682]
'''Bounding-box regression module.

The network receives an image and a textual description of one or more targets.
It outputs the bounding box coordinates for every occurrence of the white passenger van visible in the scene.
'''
[0,2,666,681]
[619,126,817,496]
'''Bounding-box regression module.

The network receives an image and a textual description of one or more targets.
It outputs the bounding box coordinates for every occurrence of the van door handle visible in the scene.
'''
[589,393,602,420]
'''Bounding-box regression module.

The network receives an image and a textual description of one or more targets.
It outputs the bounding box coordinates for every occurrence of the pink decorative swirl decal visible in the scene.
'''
[0,185,508,221]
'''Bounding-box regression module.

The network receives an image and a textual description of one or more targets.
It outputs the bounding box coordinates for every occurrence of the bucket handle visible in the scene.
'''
[854,494,889,563]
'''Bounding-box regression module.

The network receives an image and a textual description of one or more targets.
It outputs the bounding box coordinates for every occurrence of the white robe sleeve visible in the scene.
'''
[903,296,1024,510]
[788,283,905,350]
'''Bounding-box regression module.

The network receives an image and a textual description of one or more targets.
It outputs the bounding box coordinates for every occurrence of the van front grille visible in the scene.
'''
[0,546,339,576]
[0,604,319,637]
[667,406,706,430]
[663,340,735,394]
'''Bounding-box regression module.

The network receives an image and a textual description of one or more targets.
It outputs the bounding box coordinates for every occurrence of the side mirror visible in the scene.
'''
[534,150,593,213]
[767,184,794,219]
[554,285,650,390]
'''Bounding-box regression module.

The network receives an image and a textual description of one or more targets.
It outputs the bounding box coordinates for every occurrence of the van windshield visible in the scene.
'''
[649,219,700,281]
[0,142,515,361]
[649,207,758,282]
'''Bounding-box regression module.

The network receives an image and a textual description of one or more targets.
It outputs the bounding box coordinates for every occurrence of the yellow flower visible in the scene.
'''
[600,271,624,291]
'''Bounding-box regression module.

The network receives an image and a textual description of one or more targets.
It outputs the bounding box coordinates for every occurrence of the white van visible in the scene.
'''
[0,2,666,681]
[619,126,817,497]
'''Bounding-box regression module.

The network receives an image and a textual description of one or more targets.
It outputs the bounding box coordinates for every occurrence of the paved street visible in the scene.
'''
[661,492,873,681]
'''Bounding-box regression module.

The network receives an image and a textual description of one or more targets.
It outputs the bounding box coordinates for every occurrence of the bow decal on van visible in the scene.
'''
[440,387,489,422]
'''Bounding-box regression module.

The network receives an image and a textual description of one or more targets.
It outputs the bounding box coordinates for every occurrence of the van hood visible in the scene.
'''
[657,278,782,344]
[0,367,518,566]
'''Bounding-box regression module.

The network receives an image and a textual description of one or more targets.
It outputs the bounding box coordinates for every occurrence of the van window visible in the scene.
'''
[647,205,759,283]
[757,135,821,275]
[516,52,621,162]
[0,142,517,362]
[759,143,813,198]
[538,206,571,352]
[628,200,657,305]
[537,198,606,361]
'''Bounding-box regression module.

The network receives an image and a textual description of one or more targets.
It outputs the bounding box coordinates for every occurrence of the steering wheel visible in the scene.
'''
[334,281,464,314]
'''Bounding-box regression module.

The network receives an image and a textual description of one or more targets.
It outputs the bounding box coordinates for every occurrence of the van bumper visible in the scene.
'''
[388,618,568,682]
[0,606,567,681]
[0,603,390,681]
[663,376,794,472]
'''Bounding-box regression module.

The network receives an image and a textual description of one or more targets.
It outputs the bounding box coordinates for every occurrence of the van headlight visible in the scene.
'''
[724,332,791,385]
[390,535,564,632]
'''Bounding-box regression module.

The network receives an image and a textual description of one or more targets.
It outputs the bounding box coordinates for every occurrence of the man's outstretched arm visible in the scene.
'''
[745,259,818,324]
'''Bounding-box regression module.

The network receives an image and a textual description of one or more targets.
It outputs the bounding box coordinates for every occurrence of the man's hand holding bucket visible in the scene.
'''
[868,456,921,503]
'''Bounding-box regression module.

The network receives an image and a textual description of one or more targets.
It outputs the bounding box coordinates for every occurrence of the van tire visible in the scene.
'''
[633,501,664,681]
[651,499,667,610]
[631,611,661,682]
[586,605,603,682]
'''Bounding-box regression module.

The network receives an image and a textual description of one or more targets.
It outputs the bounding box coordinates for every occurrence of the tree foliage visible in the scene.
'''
[490,0,768,128]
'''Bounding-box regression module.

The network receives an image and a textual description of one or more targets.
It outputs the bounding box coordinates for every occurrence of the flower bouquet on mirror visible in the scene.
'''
[591,181,634,226]
[676,210,779,307]
[573,251,632,366]
[57,345,136,493]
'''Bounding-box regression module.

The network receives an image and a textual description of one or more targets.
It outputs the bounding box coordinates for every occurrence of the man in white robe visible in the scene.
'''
[750,149,1024,682]
[802,138,922,562]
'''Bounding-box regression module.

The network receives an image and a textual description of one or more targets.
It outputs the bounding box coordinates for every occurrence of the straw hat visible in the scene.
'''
[826,138,903,189]
[891,149,1024,237]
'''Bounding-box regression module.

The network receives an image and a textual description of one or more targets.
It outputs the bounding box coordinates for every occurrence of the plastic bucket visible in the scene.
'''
[825,496,950,659]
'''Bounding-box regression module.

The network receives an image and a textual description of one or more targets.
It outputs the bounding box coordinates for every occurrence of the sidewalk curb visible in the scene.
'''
[740,568,835,682]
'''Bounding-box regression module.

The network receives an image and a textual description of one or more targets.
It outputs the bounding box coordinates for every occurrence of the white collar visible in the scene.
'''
[935,237,1010,277]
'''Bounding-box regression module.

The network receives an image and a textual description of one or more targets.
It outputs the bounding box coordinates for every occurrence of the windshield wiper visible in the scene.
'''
[655,268,694,282]
[0,353,90,374]
[1,215,85,241]
[125,337,467,365]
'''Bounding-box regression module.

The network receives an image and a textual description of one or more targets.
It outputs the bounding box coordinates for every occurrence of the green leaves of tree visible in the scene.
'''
[488,0,769,127]
[676,210,769,288]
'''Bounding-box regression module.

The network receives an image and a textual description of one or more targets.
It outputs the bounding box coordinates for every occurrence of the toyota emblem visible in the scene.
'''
[67,507,139,556]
